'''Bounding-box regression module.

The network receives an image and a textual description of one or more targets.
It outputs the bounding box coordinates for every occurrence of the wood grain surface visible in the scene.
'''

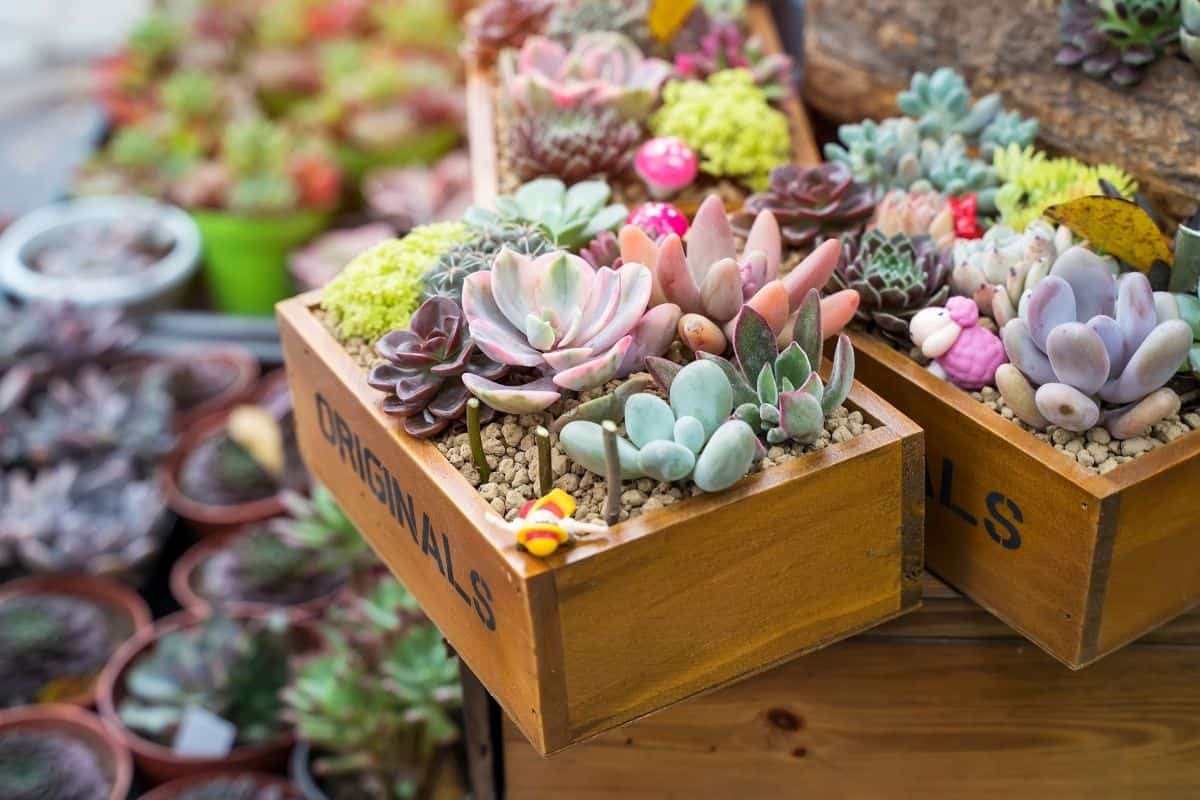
[802,0,1200,220]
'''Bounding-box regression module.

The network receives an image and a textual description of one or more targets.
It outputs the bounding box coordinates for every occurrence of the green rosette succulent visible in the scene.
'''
[463,178,626,251]
[832,229,951,343]
[992,144,1137,232]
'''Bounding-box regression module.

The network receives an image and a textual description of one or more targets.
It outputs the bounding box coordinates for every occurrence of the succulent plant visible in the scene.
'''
[871,189,957,253]
[285,576,459,800]
[508,105,642,185]
[288,223,397,293]
[174,775,291,800]
[650,69,791,192]
[119,614,293,747]
[500,32,672,120]
[460,249,680,412]
[422,221,553,303]
[998,247,1193,438]
[1184,0,1200,65]
[464,178,627,252]
[979,110,1040,161]
[545,0,654,49]
[948,219,1075,324]
[367,297,509,436]
[160,70,221,119]
[730,163,877,252]
[1,457,167,578]
[365,151,474,233]
[201,484,371,609]
[322,222,471,341]
[619,195,860,355]
[462,0,555,68]
[0,595,112,708]
[0,729,110,800]
[672,18,794,98]
[896,67,1003,142]
[1056,0,1181,87]
[832,229,952,343]
[560,359,761,491]
[992,144,1137,232]
[683,291,855,445]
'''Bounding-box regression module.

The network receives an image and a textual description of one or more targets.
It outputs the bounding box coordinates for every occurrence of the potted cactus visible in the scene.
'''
[0,574,151,709]
[163,371,310,535]
[0,703,134,800]
[284,576,461,800]
[170,484,375,619]
[97,610,316,785]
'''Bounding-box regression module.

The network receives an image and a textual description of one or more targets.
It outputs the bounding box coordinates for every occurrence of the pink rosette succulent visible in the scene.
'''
[461,248,681,413]
[634,137,698,199]
[501,32,673,119]
[619,194,860,355]
[628,202,689,239]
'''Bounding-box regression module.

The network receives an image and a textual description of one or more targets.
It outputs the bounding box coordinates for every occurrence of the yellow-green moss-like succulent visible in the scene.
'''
[993,144,1137,232]
[322,221,470,341]
[650,69,790,192]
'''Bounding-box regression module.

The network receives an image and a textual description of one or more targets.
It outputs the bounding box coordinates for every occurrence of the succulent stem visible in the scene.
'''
[535,426,553,496]
[467,399,490,482]
[601,420,621,526]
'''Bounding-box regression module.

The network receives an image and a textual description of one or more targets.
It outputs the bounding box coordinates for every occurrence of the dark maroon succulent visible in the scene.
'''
[730,162,877,251]
[367,297,508,438]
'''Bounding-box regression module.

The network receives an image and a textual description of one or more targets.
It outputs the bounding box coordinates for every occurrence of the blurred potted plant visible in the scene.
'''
[170,484,375,620]
[288,222,396,292]
[161,345,261,432]
[285,576,462,800]
[0,703,133,800]
[163,372,309,535]
[0,574,151,709]
[97,611,315,785]
[139,771,302,800]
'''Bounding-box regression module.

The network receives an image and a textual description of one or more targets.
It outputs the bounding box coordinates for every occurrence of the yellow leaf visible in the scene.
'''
[1044,195,1172,272]
[648,0,699,43]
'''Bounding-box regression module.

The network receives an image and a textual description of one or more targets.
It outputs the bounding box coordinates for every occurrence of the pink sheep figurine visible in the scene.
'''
[909,296,1007,390]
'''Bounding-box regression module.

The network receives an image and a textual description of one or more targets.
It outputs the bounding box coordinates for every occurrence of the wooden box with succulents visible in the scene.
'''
[805,66,1200,668]
[803,0,1200,221]
[280,105,925,757]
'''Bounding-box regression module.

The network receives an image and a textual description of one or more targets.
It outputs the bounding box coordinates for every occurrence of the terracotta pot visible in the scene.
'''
[161,369,296,537]
[0,703,133,800]
[168,346,261,433]
[138,770,301,800]
[0,573,152,708]
[96,609,318,786]
[169,529,346,623]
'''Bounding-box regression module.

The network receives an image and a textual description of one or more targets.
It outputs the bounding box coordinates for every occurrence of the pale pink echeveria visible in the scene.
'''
[501,32,673,119]
[618,194,861,354]
[461,248,681,413]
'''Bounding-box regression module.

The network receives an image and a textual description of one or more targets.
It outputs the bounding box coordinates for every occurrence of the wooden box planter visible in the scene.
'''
[277,295,923,754]
[801,0,1200,220]
[484,575,1200,800]
[845,331,1200,668]
[466,1,823,209]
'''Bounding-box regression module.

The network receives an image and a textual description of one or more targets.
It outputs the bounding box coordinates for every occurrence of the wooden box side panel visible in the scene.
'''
[1097,443,1200,659]
[552,429,915,743]
[502,637,1200,799]
[277,301,559,751]
[849,333,1104,665]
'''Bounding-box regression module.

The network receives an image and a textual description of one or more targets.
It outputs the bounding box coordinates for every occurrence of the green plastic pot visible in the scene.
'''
[337,125,460,181]
[192,209,330,315]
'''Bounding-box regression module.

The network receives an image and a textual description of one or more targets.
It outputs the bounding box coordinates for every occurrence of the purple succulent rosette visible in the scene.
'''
[367,297,508,438]
[731,163,877,250]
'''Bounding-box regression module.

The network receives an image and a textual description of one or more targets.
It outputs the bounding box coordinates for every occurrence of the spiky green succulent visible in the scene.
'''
[508,105,642,185]
[992,144,1138,231]
[832,229,951,342]
[421,221,552,303]
[463,178,626,251]
[1056,0,1182,86]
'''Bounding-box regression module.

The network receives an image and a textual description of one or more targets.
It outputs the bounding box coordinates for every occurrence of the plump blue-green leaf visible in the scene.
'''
[779,390,824,443]
[697,352,757,406]
[516,178,566,218]
[774,343,812,393]
[822,334,856,415]
[733,306,777,388]
[564,179,609,214]
[800,371,824,404]
[584,204,630,239]
[792,288,822,370]
[756,363,778,405]
[734,402,762,431]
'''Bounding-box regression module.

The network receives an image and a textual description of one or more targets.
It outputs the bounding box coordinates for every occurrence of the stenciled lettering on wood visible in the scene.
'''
[926,456,1024,551]
[314,392,497,631]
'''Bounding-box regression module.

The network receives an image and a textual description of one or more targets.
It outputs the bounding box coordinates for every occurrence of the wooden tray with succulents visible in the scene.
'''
[791,59,1200,668]
[279,0,923,755]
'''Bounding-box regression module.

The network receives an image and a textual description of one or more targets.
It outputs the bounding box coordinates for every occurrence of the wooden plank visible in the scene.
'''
[458,662,499,800]
[503,637,1200,800]
[802,0,1200,220]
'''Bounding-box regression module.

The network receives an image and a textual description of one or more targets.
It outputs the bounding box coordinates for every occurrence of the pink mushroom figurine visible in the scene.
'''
[634,136,698,199]
[909,296,1007,390]
[627,202,689,240]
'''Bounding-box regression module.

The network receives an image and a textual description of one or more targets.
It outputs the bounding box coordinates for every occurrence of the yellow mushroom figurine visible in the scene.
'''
[494,489,607,557]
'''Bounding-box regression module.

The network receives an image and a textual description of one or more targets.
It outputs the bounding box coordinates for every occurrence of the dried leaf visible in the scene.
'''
[1044,195,1172,273]
[648,0,698,42]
